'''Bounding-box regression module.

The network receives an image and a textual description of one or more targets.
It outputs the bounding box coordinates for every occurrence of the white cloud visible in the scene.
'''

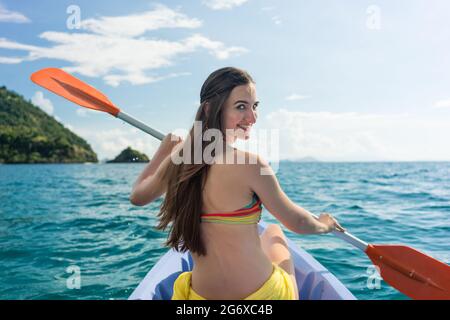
[59,109,450,162]
[433,99,450,109]
[286,93,309,101]
[76,109,88,117]
[76,108,99,117]
[202,0,249,10]
[80,4,201,37]
[0,56,23,63]
[261,6,275,12]
[271,15,282,25]
[0,5,247,87]
[64,124,75,131]
[66,127,161,160]
[104,71,191,87]
[0,37,37,51]
[0,5,30,23]
[32,91,54,115]
[245,109,450,161]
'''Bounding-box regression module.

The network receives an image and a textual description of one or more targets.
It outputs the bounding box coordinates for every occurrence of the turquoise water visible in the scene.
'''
[1,162,449,300]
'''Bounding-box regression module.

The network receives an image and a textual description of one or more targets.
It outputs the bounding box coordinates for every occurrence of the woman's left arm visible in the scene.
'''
[130,134,182,206]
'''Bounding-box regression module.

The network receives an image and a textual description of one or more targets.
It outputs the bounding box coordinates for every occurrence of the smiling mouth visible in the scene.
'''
[237,124,251,130]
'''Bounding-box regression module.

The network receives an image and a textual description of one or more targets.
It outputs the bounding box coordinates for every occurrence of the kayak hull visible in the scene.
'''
[129,220,356,300]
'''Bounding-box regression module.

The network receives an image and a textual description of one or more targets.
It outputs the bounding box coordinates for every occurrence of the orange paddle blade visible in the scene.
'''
[31,68,120,116]
[366,244,450,300]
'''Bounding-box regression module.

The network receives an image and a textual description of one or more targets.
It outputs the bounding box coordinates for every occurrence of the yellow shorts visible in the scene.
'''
[171,263,297,300]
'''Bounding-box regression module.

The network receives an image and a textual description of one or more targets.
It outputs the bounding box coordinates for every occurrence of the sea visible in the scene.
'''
[0,161,449,300]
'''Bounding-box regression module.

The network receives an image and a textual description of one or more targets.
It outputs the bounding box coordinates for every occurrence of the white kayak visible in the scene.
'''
[129,220,356,300]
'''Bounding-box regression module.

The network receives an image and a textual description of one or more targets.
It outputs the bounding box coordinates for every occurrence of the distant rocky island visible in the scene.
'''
[106,147,149,163]
[0,86,98,164]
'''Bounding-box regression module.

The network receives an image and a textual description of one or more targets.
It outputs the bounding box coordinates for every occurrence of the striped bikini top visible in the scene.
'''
[201,193,262,225]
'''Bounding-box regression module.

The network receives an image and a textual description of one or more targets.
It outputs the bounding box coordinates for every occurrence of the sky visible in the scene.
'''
[1,0,450,161]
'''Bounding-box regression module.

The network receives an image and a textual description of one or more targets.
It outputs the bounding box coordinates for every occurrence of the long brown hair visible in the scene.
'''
[156,67,255,256]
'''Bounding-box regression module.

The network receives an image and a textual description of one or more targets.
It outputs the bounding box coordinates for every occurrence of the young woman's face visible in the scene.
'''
[222,83,259,143]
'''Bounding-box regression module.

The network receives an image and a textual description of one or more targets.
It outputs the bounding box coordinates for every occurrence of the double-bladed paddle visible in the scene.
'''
[31,67,450,300]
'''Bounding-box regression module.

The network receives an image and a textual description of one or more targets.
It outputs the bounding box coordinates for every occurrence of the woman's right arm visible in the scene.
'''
[248,155,345,234]
[130,134,183,206]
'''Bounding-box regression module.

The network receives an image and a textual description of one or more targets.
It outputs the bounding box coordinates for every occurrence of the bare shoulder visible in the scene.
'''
[234,149,260,165]
[208,150,264,184]
[233,149,272,172]
[221,149,273,181]
[203,150,265,202]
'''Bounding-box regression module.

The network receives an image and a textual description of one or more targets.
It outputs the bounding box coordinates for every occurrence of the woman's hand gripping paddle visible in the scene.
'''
[31,67,450,300]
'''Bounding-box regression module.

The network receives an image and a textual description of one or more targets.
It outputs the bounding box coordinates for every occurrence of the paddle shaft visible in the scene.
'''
[30,68,450,300]
[308,213,368,251]
[117,111,165,141]
[118,110,450,299]
[32,67,368,252]
[119,111,368,251]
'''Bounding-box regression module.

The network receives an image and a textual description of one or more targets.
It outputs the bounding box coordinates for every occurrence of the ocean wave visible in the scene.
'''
[1,161,448,300]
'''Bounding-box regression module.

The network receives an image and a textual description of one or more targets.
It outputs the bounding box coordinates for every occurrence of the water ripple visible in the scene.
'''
[1,162,449,300]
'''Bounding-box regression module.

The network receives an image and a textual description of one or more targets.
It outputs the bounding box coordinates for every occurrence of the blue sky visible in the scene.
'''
[1,0,450,161]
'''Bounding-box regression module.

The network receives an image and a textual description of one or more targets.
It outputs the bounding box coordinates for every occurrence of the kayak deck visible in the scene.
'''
[129,220,356,300]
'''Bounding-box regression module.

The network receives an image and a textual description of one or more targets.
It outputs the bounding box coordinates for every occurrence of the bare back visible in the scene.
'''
[190,149,273,299]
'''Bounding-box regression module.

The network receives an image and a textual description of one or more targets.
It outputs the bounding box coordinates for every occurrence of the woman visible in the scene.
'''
[130,67,345,300]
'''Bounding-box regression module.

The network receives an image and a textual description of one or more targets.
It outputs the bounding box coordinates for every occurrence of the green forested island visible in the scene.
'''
[107,147,149,163]
[0,86,98,163]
